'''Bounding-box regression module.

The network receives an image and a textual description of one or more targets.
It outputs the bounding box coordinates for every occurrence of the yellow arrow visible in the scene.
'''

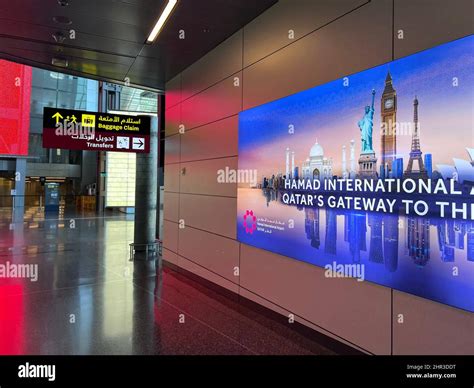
[52,112,63,125]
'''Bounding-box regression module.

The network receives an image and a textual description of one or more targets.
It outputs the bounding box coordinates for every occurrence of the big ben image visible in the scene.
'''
[380,71,397,173]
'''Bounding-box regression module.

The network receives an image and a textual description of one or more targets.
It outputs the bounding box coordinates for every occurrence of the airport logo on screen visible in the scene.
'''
[237,35,474,312]
[42,107,151,153]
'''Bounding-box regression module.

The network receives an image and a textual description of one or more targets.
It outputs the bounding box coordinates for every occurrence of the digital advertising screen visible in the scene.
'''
[237,35,474,312]
[0,60,32,156]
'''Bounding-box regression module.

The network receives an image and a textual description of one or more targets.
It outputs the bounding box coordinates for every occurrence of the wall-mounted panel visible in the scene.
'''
[163,248,178,265]
[180,116,238,162]
[165,103,181,137]
[163,191,179,223]
[240,244,391,354]
[393,291,474,355]
[178,226,239,282]
[243,0,392,110]
[177,255,240,294]
[181,72,242,130]
[164,134,180,165]
[239,287,369,354]
[394,0,473,59]
[243,0,367,67]
[180,157,238,197]
[164,163,180,193]
[182,31,243,101]
[166,74,182,110]
[179,194,236,239]
[163,220,179,253]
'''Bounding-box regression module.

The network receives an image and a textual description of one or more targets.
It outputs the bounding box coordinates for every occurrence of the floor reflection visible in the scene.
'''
[0,207,338,355]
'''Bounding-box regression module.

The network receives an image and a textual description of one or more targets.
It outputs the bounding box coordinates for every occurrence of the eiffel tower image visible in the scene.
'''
[404,96,428,179]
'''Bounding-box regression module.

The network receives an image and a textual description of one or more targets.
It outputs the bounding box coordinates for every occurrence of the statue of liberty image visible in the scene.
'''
[358,89,376,154]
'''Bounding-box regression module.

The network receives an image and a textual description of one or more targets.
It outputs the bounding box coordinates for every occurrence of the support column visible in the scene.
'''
[12,158,26,250]
[156,94,165,240]
[13,158,26,221]
[133,115,158,274]
[97,81,122,213]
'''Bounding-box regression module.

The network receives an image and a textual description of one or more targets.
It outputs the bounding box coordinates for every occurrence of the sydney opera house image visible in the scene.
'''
[437,148,474,186]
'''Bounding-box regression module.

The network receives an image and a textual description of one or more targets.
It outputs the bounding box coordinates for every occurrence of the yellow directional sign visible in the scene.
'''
[81,114,96,127]
[52,112,63,124]
[43,107,151,154]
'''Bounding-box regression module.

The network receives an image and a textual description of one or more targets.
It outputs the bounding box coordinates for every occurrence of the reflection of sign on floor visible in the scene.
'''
[117,136,130,149]
[132,137,145,150]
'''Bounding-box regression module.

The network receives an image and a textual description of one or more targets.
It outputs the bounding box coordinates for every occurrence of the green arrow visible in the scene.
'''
[52,112,63,124]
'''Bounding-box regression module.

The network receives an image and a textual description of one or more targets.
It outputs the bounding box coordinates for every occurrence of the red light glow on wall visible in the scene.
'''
[0,284,24,355]
[0,60,32,156]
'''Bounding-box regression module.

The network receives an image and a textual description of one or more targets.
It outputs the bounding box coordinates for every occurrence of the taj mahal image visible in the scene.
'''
[285,140,334,181]
[302,140,333,179]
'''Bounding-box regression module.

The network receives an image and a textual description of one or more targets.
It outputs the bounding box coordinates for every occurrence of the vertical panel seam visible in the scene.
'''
[391,0,395,357]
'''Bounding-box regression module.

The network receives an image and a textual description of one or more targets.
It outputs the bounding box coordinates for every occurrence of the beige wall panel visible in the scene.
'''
[239,244,391,354]
[180,116,238,162]
[180,157,237,197]
[178,226,239,282]
[179,194,236,239]
[182,31,243,101]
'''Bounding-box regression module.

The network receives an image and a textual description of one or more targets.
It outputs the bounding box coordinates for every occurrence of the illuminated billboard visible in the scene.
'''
[0,60,32,156]
[237,35,474,312]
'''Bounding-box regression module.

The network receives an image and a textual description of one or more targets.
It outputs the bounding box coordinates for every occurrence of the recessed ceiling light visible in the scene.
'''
[53,15,72,25]
[146,0,178,43]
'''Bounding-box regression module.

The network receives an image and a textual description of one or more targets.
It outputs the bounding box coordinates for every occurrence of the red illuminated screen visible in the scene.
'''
[0,60,32,156]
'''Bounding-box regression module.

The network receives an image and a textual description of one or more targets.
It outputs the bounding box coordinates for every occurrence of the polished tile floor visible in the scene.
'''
[0,206,337,355]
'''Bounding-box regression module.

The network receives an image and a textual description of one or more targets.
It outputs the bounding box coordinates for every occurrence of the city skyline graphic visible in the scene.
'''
[238,35,473,182]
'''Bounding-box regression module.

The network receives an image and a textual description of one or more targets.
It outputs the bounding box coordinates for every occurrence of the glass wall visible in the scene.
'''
[29,69,99,164]
[120,86,157,113]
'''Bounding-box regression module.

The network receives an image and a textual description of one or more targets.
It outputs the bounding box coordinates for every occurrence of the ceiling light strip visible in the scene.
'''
[147,0,178,43]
